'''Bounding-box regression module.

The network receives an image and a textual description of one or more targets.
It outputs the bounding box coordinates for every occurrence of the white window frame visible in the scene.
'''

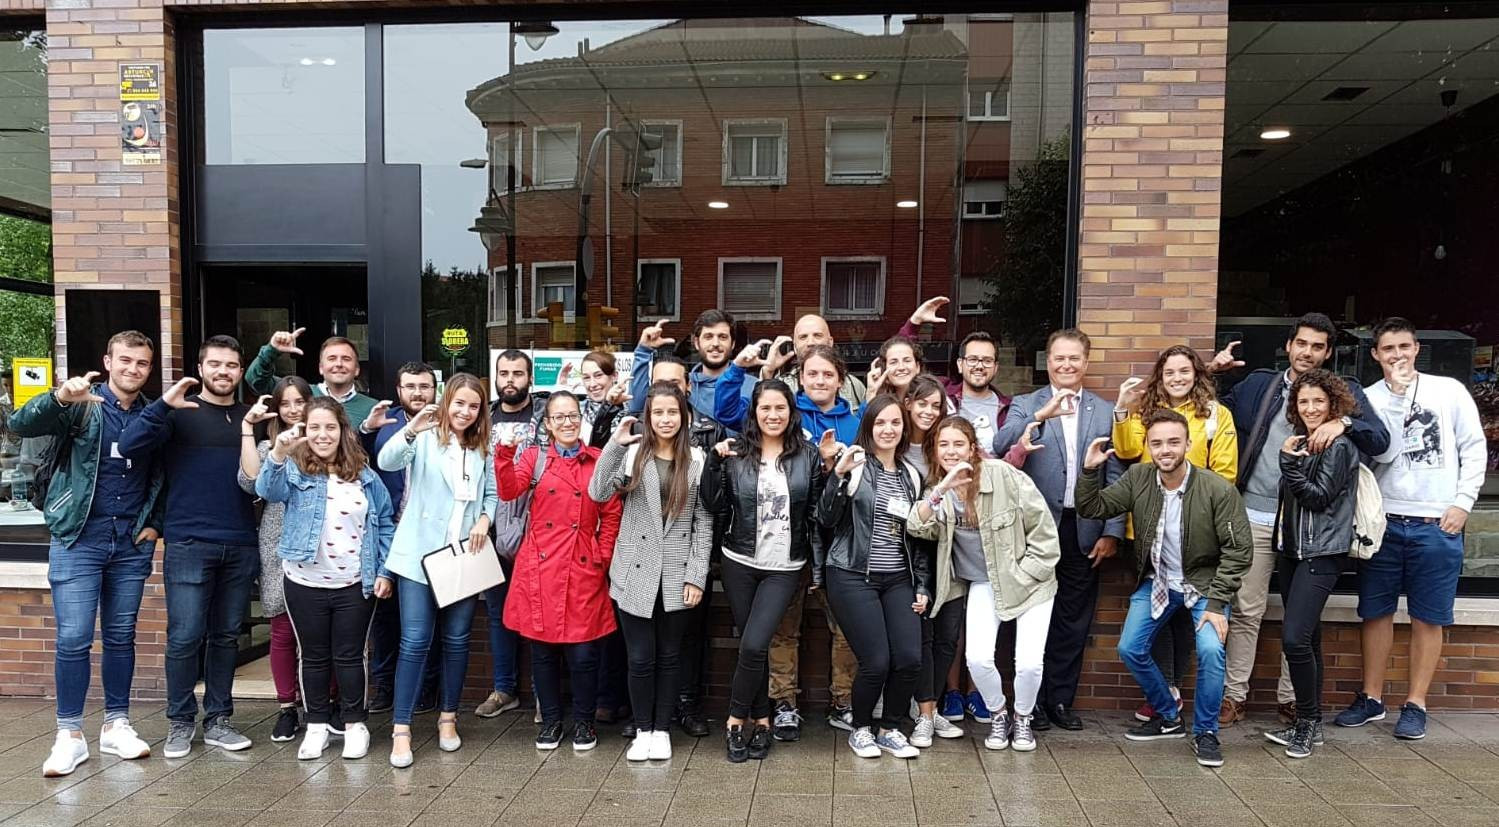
[967,82,1012,122]
[722,118,788,186]
[640,119,683,188]
[488,129,523,194]
[487,265,523,327]
[717,257,783,321]
[529,260,577,322]
[635,258,682,322]
[531,124,581,189]
[820,256,886,320]
[963,200,1007,220]
[963,179,1009,220]
[958,275,990,316]
[824,116,891,185]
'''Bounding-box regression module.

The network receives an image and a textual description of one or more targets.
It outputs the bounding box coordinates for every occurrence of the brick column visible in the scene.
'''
[46,0,180,379]
[1076,0,1227,391]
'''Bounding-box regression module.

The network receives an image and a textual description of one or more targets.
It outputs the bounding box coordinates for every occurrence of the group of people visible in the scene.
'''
[17,297,1484,776]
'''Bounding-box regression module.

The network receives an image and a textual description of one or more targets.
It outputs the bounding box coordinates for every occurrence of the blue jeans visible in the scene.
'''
[1117,581,1230,736]
[484,580,519,695]
[163,541,259,724]
[369,592,441,698]
[48,537,154,731]
[394,575,477,725]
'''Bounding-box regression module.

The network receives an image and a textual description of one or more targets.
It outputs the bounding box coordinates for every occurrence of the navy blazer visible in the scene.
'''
[993,386,1126,551]
[1219,368,1390,489]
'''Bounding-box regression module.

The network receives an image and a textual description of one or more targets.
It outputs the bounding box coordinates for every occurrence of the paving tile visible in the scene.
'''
[159,808,261,827]
[1249,800,1354,826]
[1332,804,1440,827]
[1065,773,1157,801]
[665,787,752,822]
[994,798,1090,827]
[1301,776,1409,806]
[1222,776,1322,805]
[830,793,916,827]
[911,791,1002,825]
[78,805,186,827]
[583,790,675,820]
[344,781,444,813]
[749,792,833,826]
[406,814,499,827]
[3,803,108,827]
[118,783,215,810]
[264,784,367,811]
[986,772,1076,802]
[0,776,86,805]
[1160,800,1262,825]
[47,780,145,807]
[1079,799,1179,826]
[421,786,514,817]
[753,768,832,795]
[1414,805,1499,826]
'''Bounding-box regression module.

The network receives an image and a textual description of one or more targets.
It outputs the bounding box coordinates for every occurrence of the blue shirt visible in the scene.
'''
[367,407,411,519]
[77,384,153,550]
[628,344,747,435]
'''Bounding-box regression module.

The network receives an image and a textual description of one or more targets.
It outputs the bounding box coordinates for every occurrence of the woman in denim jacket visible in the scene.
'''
[256,397,394,762]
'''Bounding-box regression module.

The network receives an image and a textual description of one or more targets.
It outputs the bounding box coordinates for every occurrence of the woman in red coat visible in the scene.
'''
[495,391,623,753]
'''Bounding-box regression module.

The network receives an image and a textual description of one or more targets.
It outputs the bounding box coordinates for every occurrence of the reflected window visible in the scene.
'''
[827,118,890,184]
[641,122,682,186]
[203,27,365,165]
[637,260,680,320]
[724,120,787,184]
[533,126,580,188]
[720,259,781,320]
[532,262,575,316]
[489,131,524,194]
[958,275,989,315]
[823,258,884,318]
[964,180,1008,219]
[0,30,49,217]
[488,265,519,325]
[968,80,1011,121]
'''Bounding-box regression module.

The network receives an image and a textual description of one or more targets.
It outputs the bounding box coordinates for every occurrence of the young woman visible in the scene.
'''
[1265,369,1359,759]
[704,379,825,762]
[237,376,311,743]
[817,394,929,760]
[577,350,629,449]
[868,335,924,400]
[497,391,622,752]
[909,417,1060,752]
[1112,344,1239,722]
[902,375,946,479]
[590,382,711,762]
[375,373,498,768]
[256,398,394,761]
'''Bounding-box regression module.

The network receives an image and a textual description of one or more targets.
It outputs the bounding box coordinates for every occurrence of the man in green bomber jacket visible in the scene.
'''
[244,327,377,426]
[1074,407,1252,769]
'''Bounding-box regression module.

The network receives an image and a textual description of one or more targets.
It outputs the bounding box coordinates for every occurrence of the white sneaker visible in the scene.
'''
[99,720,150,759]
[848,726,880,759]
[341,723,369,760]
[932,714,964,739]
[626,732,653,762]
[42,731,89,777]
[984,711,1010,751]
[910,715,935,748]
[647,730,672,761]
[297,723,329,760]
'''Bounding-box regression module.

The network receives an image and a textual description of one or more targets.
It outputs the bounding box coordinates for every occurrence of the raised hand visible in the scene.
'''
[1117,377,1145,411]
[908,296,950,327]
[1035,389,1077,421]
[1019,421,1045,454]
[1280,434,1309,457]
[1388,357,1417,393]
[735,340,769,370]
[614,416,643,446]
[269,327,306,356]
[639,318,675,350]
[606,380,631,407]
[409,403,440,434]
[162,377,200,410]
[56,371,104,405]
[935,461,974,493]
[1208,340,1244,374]
[271,422,306,461]
[244,394,277,425]
[496,424,520,449]
[362,399,397,433]
[817,429,843,467]
[834,445,866,477]
[713,438,740,458]
[1082,436,1115,471]
[762,335,795,376]
[867,360,887,397]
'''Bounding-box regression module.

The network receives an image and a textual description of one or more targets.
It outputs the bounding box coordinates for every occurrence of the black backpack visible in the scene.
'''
[29,401,93,509]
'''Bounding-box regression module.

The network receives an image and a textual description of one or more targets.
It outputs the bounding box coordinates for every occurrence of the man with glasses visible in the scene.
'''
[950,331,1011,452]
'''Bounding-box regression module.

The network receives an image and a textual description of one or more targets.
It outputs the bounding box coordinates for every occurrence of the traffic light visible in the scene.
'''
[621,129,663,191]
[588,305,621,346]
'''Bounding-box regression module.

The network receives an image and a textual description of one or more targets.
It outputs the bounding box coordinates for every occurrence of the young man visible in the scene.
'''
[12,331,163,777]
[1336,318,1485,739]
[948,332,1011,451]
[1210,313,1390,724]
[993,329,1124,731]
[119,335,257,758]
[1075,409,1253,767]
[628,309,736,427]
[245,328,378,424]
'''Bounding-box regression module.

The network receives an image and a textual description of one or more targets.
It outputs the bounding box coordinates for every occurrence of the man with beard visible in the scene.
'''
[1076,409,1252,768]
[628,310,736,430]
[245,328,378,425]
[359,362,442,714]
[13,331,164,777]
[119,335,257,759]
[1207,313,1389,725]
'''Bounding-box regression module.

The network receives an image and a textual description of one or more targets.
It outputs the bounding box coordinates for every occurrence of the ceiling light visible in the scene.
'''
[321,58,336,66]
[822,71,877,82]
[299,58,314,66]
[827,73,845,81]
[897,200,918,208]
[707,201,729,209]
[1259,127,1291,141]
[513,21,560,52]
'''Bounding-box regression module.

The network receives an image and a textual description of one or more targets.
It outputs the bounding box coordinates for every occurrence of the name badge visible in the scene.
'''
[110,441,132,470]
[1401,422,1425,456]
[884,497,911,521]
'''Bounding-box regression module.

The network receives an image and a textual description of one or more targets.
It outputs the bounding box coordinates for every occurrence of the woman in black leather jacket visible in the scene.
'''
[817,393,931,760]
[1267,368,1360,759]
[703,379,825,762]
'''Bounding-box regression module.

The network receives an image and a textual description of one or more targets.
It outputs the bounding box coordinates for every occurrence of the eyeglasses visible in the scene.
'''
[962,357,997,368]
[398,383,435,392]
[547,413,583,424]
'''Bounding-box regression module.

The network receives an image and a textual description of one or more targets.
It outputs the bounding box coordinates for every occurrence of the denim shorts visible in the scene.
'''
[1357,517,1465,626]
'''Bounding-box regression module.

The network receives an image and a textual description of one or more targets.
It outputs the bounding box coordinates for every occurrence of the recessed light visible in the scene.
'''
[299,58,315,66]
[708,201,729,209]
[1260,127,1292,141]
[897,200,918,208]
[321,58,336,66]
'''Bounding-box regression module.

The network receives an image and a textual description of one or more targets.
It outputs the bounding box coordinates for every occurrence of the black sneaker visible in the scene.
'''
[620,721,637,739]
[271,706,300,743]
[675,700,710,738]
[772,701,802,742]
[327,704,345,737]
[1283,719,1315,759]
[535,721,565,750]
[826,702,854,732]
[413,692,437,716]
[368,686,393,715]
[725,725,749,763]
[1192,732,1224,767]
[1264,719,1325,747]
[1124,715,1186,741]
[572,720,598,752]
[747,725,772,760]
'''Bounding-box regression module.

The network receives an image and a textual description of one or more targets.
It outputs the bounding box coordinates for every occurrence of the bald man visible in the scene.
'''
[755,314,867,409]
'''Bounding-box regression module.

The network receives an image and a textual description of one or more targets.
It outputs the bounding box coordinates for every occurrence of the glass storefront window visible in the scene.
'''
[203,27,365,165]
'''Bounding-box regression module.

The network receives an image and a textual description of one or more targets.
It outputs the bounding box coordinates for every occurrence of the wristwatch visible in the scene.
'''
[1339,415,1353,429]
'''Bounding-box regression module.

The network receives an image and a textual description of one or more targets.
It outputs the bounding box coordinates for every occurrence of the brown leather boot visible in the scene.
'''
[1218,698,1247,726]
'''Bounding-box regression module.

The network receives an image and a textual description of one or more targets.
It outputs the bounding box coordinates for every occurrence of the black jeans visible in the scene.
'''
[1041,511,1099,709]
[918,595,966,704]
[617,595,693,731]
[1150,610,1195,687]
[675,568,715,707]
[283,579,376,725]
[531,638,601,726]
[721,557,804,721]
[1280,554,1343,722]
[596,624,629,713]
[825,566,922,731]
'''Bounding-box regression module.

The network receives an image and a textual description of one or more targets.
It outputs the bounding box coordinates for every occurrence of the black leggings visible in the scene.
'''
[825,566,922,731]
[721,557,804,721]
[617,596,693,731]
[918,595,965,705]
[283,579,375,725]
[1280,554,1343,722]
[1150,609,1195,687]
[531,639,600,725]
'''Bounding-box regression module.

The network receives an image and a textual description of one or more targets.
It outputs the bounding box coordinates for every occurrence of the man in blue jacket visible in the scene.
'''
[1209,312,1390,725]
[12,330,164,777]
[628,309,738,431]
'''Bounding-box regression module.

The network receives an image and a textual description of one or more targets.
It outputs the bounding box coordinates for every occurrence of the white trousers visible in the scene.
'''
[965,581,1053,717]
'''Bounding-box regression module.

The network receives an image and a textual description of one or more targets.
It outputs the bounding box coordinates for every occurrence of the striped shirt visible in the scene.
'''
[868,463,910,573]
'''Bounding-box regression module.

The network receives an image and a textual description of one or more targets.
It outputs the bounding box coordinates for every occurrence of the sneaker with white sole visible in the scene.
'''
[41,731,89,777]
[932,714,964,739]
[163,721,195,759]
[827,703,854,732]
[341,723,369,760]
[910,715,935,748]
[626,732,653,761]
[874,729,919,759]
[984,711,1010,751]
[648,730,672,761]
[848,726,880,758]
[99,720,150,760]
[297,723,329,760]
[203,718,252,752]
[1010,714,1037,752]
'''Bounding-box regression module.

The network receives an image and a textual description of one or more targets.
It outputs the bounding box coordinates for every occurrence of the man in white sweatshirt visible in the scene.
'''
[1335,317,1486,740]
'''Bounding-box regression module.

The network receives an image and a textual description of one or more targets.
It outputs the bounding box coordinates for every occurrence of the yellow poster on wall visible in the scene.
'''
[12,358,52,407]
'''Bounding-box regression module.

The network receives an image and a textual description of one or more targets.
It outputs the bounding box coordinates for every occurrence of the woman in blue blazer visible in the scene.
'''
[375,373,499,768]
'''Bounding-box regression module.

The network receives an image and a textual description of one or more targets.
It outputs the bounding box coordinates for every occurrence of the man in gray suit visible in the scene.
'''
[994,328,1125,731]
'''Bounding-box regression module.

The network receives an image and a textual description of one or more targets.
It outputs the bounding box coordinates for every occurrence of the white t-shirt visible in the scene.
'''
[285,475,366,589]
[1365,373,1486,517]
[724,459,803,572]
[960,390,1002,456]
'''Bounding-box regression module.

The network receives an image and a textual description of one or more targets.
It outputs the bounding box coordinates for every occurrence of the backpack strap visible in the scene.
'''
[529,445,548,490]
[1204,400,1219,456]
